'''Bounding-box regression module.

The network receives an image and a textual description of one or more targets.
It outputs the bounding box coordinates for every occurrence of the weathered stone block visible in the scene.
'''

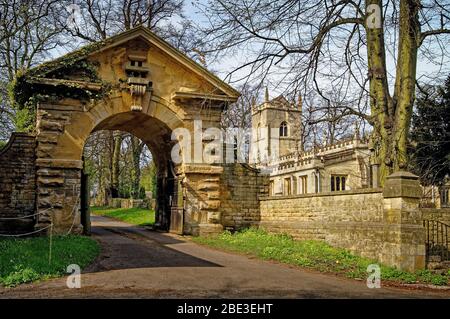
[38,120,64,132]
[37,177,64,186]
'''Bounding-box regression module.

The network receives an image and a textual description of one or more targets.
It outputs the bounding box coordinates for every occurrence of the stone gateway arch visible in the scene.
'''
[7,26,266,236]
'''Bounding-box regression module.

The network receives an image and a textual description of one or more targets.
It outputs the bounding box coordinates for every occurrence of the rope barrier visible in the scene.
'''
[0,224,52,237]
[0,186,80,236]
[0,208,52,220]
[66,194,80,235]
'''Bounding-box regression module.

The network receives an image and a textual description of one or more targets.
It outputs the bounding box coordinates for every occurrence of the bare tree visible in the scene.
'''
[196,0,450,184]
[0,0,66,139]
[58,0,191,43]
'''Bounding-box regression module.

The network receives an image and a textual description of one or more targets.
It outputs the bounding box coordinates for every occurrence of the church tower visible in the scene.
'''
[250,89,303,165]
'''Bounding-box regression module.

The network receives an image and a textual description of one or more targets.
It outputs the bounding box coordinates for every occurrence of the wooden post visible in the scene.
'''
[80,172,91,235]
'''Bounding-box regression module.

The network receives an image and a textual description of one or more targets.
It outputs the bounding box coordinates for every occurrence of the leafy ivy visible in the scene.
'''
[8,39,114,132]
[13,108,36,133]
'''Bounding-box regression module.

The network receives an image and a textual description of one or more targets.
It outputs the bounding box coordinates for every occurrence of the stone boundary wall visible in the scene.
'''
[107,198,155,210]
[259,172,426,272]
[220,164,269,229]
[259,189,386,260]
[421,208,450,225]
[0,133,36,234]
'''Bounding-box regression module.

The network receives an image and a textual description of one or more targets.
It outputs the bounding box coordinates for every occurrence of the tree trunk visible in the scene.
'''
[392,0,420,171]
[365,0,392,184]
[130,136,144,199]
[365,0,419,185]
[111,131,122,198]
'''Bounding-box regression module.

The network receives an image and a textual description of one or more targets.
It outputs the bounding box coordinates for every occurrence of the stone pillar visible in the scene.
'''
[35,159,83,235]
[181,164,224,236]
[381,171,425,272]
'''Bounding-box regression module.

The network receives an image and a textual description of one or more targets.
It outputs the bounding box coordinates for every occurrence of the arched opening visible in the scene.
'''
[79,111,180,234]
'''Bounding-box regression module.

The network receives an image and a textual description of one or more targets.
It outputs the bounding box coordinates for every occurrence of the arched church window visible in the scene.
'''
[279,121,288,137]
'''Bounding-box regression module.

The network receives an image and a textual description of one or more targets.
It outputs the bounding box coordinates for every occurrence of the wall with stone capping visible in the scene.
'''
[260,172,427,272]
[107,198,152,209]
[220,164,269,229]
[0,133,36,234]
[421,208,450,225]
[259,189,386,260]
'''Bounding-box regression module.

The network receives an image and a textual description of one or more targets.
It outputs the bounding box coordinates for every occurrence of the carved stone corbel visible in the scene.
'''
[128,78,148,112]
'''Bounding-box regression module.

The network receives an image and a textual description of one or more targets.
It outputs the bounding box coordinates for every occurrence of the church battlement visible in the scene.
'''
[277,136,369,163]
[271,137,369,174]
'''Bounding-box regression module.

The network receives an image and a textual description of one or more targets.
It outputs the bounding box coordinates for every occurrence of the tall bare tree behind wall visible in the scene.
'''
[196,0,450,184]
[57,0,204,54]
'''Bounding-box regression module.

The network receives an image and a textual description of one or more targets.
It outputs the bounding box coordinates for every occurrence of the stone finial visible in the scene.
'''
[382,171,422,198]
[265,86,269,103]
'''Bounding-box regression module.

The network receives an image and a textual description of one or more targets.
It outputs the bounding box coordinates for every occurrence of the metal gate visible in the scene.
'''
[423,219,449,263]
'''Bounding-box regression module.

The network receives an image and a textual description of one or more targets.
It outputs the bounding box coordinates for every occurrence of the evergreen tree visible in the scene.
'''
[409,76,450,185]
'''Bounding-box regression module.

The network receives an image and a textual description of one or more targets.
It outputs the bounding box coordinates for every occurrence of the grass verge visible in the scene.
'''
[193,228,450,286]
[0,235,99,287]
[91,206,155,226]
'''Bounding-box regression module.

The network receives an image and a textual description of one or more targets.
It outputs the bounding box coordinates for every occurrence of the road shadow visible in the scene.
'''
[82,218,222,273]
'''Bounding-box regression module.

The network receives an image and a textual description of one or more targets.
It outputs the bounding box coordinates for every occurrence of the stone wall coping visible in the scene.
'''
[420,208,450,213]
[259,188,383,201]
[0,132,35,157]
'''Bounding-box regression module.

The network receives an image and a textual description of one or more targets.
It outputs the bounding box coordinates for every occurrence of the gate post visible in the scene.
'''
[381,171,426,271]
[35,159,84,235]
[182,164,224,236]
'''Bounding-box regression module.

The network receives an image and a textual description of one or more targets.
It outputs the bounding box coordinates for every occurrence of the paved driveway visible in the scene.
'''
[1,215,449,298]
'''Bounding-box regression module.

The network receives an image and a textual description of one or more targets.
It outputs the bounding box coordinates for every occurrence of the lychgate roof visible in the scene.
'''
[12,26,239,107]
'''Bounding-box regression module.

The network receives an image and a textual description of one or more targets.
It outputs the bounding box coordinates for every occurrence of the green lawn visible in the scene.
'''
[91,207,155,226]
[0,235,99,287]
[193,228,450,286]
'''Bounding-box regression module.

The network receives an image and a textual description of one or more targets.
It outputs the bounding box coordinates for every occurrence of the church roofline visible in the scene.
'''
[277,137,369,162]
